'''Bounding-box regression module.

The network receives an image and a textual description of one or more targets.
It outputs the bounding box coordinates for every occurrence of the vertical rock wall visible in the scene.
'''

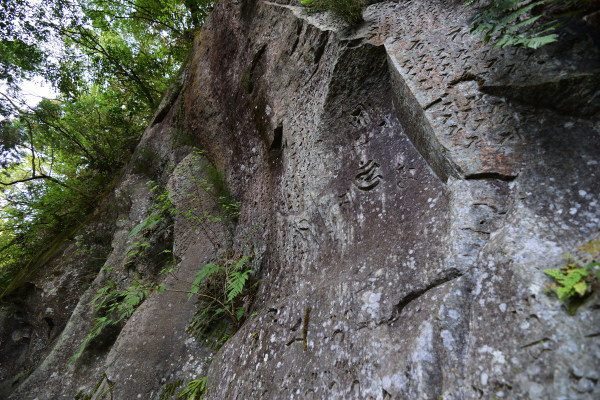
[181,1,600,399]
[3,1,599,399]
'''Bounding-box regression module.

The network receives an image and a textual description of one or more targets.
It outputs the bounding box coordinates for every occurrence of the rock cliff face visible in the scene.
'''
[2,1,600,399]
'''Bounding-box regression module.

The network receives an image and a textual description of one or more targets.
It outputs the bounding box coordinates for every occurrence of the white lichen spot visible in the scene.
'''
[492,350,506,364]
[481,372,488,386]
[478,345,494,354]
[569,207,578,215]
[361,291,382,319]
[440,330,454,351]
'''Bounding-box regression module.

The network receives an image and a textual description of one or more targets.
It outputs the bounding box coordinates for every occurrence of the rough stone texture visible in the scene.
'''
[0,186,122,398]
[5,99,220,399]
[3,0,600,399]
[183,1,600,399]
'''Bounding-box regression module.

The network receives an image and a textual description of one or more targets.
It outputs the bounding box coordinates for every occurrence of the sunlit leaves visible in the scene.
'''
[544,236,600,313]
[0,0,215,298]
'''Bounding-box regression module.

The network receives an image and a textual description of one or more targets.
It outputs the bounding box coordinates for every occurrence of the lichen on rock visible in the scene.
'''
[3,0,600,399]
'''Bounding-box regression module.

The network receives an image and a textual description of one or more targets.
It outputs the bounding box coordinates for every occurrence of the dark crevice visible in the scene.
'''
[290,36,300,55]
[521,337,553,348]
[44,317,54,337]
[460,227,491,236]
[289,20,303,55]
[313,32,329,66]
[343,38,364,49]
[270,125,283,151]
[389,270,463,322]
[464,172,518,182]
[448,72,485,88]
[423,97,442,111]
[290,317,302,332]
[251,45,267,73]
[285,337,302,346]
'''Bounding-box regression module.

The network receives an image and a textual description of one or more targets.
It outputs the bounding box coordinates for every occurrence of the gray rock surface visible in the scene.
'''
[3,0,600,399]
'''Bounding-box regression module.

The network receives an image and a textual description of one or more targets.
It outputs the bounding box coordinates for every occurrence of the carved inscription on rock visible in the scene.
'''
[354,160,383,191]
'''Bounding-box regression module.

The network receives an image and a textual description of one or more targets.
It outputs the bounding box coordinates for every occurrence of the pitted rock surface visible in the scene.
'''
[4,1,600,399]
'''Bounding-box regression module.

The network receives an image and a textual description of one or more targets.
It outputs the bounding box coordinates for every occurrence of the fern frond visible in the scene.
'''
[235,306,245,321]
[232,254,252,271]
[178,377,207,400]
[227,270,252,302]
[468,0,568,48]
[128,214,162,239]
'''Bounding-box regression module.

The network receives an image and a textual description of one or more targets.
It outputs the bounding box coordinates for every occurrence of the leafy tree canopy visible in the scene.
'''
[0,0,213,296]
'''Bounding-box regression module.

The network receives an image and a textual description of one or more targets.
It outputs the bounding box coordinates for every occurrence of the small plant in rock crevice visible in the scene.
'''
[178,377,207,400]
[69,276,163,364]
[159,379,184,400]
[186,248,258,346]
[71,147,259,398]
[544,235,600,314]
[465,0,593,49]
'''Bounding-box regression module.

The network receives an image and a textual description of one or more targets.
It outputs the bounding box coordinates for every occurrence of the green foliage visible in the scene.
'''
[300,0,365,25]
[174,154,258,345]
[74,372,113,400]
[70,183,176,364]
[178,377,207,400]
[160,379,184,400]
[173,151,240,244]
[187,250,256,342]
[71,153,245,364]
[544,236,600,313]
[70,277,157,364]
[0,0,216,296]
[544,265,593,299]
[466,0,589,49]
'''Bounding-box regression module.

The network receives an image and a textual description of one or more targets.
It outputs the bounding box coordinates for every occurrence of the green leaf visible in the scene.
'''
[128,214,162,239]
[235,306,245,321]
[188,263,220,300]
[232,254,252,271]
[573,281,588,296]
[556,286,572,302]
[524,34,558,49]
[467,0,563,49]
[213,307,227,316]
[543,269,562,279]
[227,270,251,302]
[194,263,220,283]
[586,261,600,269]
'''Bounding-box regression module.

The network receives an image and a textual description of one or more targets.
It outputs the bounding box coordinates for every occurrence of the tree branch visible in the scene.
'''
[0,174,93,199]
